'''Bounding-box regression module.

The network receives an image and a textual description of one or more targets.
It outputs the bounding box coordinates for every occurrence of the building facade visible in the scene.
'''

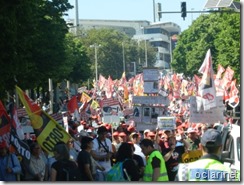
[67,19,180,70]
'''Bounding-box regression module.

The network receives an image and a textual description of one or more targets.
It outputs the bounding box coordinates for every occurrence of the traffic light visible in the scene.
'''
[157,3,162,21]
[181,2,187,20]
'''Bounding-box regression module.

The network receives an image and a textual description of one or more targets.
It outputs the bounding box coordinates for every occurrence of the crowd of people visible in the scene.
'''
[0,68,240,181]
[0,117,237,181]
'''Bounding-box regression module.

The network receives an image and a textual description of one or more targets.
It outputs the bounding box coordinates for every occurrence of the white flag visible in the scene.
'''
[197,49,217,111]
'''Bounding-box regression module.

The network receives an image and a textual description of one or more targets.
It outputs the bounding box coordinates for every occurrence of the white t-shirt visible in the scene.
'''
[134,143,146,166]
[92,137,112,172]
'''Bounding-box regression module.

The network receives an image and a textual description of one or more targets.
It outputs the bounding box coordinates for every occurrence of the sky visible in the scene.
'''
[65,0,208,32]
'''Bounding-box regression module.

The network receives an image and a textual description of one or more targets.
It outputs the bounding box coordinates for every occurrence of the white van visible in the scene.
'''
[220,123,240,181]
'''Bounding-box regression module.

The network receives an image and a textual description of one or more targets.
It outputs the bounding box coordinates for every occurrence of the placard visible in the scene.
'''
[144,81,159,94]
[189,96,225,123]
[181,150,203,163]
[132,96,169,105]
[143,68,159,81]
[157,116,176,130]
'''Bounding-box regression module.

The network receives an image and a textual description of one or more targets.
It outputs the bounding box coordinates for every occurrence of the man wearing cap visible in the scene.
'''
[91,126,113,181]
[175,129,231,181]
[185,127,200,151]
[77,136,104,181]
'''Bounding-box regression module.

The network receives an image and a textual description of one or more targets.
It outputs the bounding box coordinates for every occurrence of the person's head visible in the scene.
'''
[0,140,8,156]
[143,129,150,139]
[30,141,42,156]
[139,139,154,156]
[168,134,177,148]
[130,132,140,144]
[148,132,156,141]
[53,142,70,160]
[200,129,222,155]
[118,132,127,142]
[67,138,75,149]
[116,142,134,162]
[80,136,94,150]
[187,127,198,140]
[97,126,108,141]
[112,131,120,141]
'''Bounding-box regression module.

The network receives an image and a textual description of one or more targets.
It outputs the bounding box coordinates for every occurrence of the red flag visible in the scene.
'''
[228,79,239,108]
[216,64,225,79]
[222,66,234,90]
[105,75,114,98]
[98,74,106,90]
[0,100,11,144]
[67,96,78,114]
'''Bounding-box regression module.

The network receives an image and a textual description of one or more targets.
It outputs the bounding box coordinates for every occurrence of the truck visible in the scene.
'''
[219,123,240,181]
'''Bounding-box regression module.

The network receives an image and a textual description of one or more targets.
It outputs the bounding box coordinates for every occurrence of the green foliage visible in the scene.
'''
[172,11,240,83]
[0,0,75,100]
[77,28,156,80]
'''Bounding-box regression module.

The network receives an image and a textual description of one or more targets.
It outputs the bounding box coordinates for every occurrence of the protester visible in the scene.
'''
[0,141,22,181]
[91,126,113,181]
[77,136,95,181]
[50,142,80,181]
[21,141,47,181]
[128,142,145,179]
[66,138,79,161]
[140,139,169,181]
[129,132,146,166]
[115,142,141,181]
[175,129,231,181]
[111,131,121,152]
[162,134,185,181]
[185,127,200,151]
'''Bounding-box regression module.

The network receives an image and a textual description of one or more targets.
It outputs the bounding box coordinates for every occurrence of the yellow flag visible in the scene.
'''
[90,100,99,110]
[16,86,71,155]
[80,92,92,103]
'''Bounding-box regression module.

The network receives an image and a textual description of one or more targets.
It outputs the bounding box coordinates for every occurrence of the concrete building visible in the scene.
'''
[67,19,181,70]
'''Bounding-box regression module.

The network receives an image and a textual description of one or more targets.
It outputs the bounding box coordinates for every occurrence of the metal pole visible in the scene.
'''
[145,40,148,67]
[95,46,98,83]
[170,36,172,70]
[49,78,53,114]
[122,42,125,72]
[75,0,79,35]
[153,0,156,22]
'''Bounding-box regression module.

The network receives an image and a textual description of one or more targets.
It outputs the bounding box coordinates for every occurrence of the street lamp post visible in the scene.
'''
[144,40,148,67]
[90,43,101,83]
[122,42,125,72]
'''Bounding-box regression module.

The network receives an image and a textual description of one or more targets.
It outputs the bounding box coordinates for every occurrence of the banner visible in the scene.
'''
[16,86,71,155]
[181,150,203,163]
[157,116,176,130]
[189,96,225,123]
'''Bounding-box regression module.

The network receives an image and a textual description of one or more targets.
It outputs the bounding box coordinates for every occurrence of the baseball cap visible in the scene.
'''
[112,131,119,137]
[144,129,150,134]
[81,136,94,147]
[187,127,197,133]
[201,129,222,147]
[97,126,108,134]
[119,132,127,137]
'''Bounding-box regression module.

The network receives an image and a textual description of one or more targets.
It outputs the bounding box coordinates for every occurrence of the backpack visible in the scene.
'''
[106,160,129,181]
[61,160,82,181]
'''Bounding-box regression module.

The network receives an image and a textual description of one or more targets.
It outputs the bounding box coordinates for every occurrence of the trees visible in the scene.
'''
[171,11,240,82]
[0,0,74,100]
[77,28,156,80]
